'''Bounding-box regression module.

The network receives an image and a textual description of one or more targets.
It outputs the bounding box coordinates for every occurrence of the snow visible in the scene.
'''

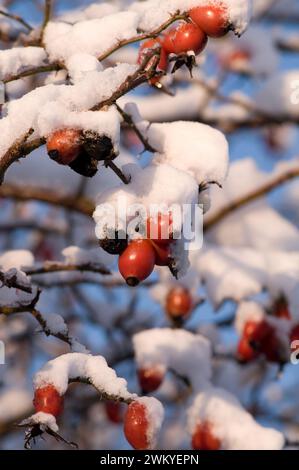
[20,412,59,433]
[136,396,164,449]
[0,250,34,306]
[148,121,229,185]
[0,389,32,423]
[133,328,211,390]
[66,53,103,83]
[197,245,266,307]
[131,0,252,36]
[40,312,68,336]
[120,85,210,122]
[59,2,119,24]
[255,70,299,118]
[33,353,136,401]
[44,12,140,63]
[0,63,135,160]
[0,47,47,81]
[187,387,284,450]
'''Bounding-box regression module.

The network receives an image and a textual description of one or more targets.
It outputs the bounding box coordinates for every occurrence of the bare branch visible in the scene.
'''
[24,261,111,276]
[205,165,299,231]
[40,0,52,44]
[0,8,33,31]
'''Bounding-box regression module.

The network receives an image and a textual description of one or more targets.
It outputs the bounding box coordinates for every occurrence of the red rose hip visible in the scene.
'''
[118,239,156,286]
[33,385,64,417]
[46,128,82,165]
[124,401,149,450]
[189,3,230,38]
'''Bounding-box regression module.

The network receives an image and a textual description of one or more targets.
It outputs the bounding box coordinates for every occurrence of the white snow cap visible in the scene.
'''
[0,47,47,81]
[20,412,59,433]
[34,353,136,401]
[131,0,251,35]
[187,387,284,450]
[149,121,229,185]
[44,11,140,63]
[135,397,165,449]
[133,328,211,390]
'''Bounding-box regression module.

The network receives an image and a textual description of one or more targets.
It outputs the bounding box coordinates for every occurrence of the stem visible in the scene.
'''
[204,166,299,231]
[0,8,33,31]
[40,0,52,44]
[97,12,188,62]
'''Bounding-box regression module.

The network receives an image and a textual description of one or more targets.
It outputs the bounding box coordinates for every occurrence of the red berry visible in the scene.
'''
[243,320,273,344]
[237,337,259,362]
[47,128,82,165]
[151,241,171,267]
[146,212,174,245]
[165,286,192,320]
[273,298,290,320]
[124,401,149,450]
[105,401,124,424]
[118,239,156,286]
[137,366,165,393]
[290,325,299,344]
[189,3,230,38]
[33,385,64,417]
[138,38,168,85]
[260,333,280,363]
[192,422,221,450]
[163,22,208,55]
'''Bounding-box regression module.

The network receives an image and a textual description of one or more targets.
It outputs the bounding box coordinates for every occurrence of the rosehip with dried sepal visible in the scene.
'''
[118,239,156,286]
[46,128,82,165]
[124,401,150,450]
[137,365,165,393]
[192,421,221,450]
[163,23,208,56]
[165,286,193,321]
[189,2,230,38]
[138,38,168,85]
[99,231,128,255]
[33,385,64,417]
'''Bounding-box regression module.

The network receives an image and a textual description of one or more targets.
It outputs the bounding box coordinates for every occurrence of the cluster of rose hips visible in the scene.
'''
[237,299,299,364]
[46,128,114,176]
[100,212,175,286]
[138,2,231,84]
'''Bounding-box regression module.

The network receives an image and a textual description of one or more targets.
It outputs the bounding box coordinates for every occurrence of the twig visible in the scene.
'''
[40,0,52,44]
[23,261,111,276]
[0,8,33,31]
[0,184,95,216]
[115,103,157,153]
[0,270,32,293]
[105,159,131,184]
[204,165,299,231]
[97,12,189,62]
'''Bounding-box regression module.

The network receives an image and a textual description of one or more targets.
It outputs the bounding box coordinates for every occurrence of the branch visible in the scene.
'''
[3,63,61,84]
[40,0,52,44]
[0,269,32,293]
[115,103,157,153]
[97,11,189,62]
[24,261,111,276]
[0,184,95,216]
[204,165,299,231]
[0,8,33,32]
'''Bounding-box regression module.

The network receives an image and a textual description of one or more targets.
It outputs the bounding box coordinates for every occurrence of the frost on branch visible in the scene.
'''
[187,387,285,450]
[0,47,47,81]
[0,249,34,306]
